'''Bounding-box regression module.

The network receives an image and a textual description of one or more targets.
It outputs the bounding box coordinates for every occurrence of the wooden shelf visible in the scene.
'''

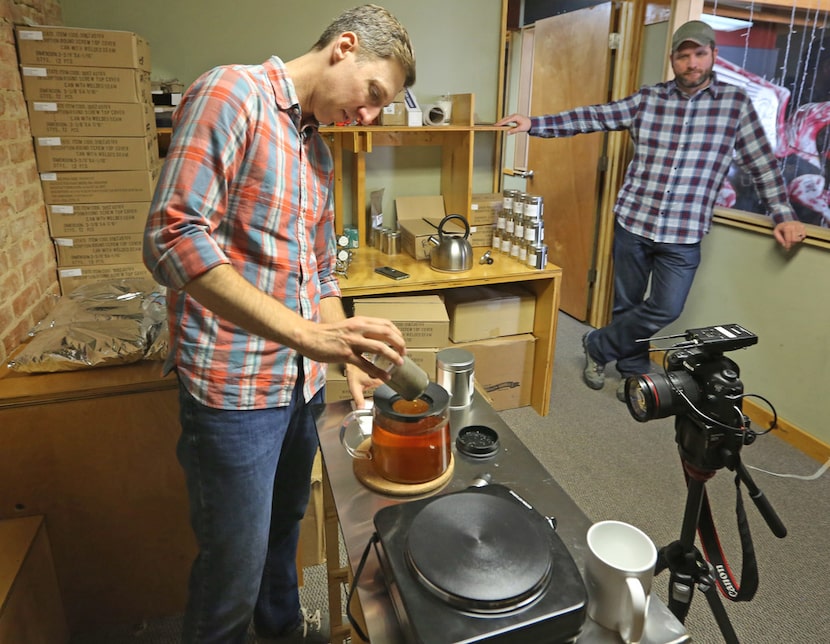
[319,93,509,245]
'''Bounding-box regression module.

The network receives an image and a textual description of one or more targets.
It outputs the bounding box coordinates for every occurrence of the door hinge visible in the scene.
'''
[597,155,609,172]
[588,268,597,284]
[608,33,621,50]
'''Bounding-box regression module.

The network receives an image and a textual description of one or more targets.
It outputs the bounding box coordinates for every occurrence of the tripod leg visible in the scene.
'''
[660,475,708,623]
[698,565,740,644]
[658,471,742,642]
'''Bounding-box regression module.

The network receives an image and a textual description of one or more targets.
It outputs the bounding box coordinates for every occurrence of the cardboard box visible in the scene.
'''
[379,100,406,126]
[47,201,151,236]
[353,295,448,348]
[395,195,446,260]
[378,88,421,126]
[57,262,153,295]
[53,233,144,266]
[15,25,151,71]
[324,363,352,403]
[468,224,495,247]
[444,285,535,342]
[27,101,156,137]
[40,166,160,204]
[20,65,152,103]
[298,450,325,568]
[407,347,438,379]
[34,134,159,172]
[450,334,536,411]
[470,193,503,226]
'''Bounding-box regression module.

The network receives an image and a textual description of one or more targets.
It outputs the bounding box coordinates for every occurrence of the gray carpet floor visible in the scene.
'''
[71,312,830,643]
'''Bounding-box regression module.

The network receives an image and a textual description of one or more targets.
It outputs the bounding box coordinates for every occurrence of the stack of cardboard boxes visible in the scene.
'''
[327,288,535,412]
[442,285,536,411]
[15,25,160,294]
[394,193,502,260]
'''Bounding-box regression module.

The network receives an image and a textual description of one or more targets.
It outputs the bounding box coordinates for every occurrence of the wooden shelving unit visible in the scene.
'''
[320,93,504,244]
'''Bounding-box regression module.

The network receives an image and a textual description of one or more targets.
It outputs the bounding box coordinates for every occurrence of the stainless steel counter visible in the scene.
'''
[315,394,690,643]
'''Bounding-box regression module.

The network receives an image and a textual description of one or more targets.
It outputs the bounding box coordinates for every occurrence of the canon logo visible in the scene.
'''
[716,564,738,597]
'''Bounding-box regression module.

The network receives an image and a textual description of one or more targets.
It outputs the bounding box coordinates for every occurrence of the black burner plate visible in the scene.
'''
[406,493,552,610]
[373,484,587,644]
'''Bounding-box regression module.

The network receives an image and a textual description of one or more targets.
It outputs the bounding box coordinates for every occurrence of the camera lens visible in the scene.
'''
[625,371,699,422]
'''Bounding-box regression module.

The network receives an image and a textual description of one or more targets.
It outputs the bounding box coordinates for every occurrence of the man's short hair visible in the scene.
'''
[312,4,416,87]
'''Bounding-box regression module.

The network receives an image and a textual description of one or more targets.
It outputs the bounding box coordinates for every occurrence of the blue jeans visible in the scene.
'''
[588,223,701,377]
[176,375,323,644]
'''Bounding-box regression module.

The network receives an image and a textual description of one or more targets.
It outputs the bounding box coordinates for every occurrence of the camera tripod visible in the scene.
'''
[655,416,787,643]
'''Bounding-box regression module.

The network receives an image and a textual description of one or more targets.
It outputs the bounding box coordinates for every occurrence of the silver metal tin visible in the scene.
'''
[436,348,475,409]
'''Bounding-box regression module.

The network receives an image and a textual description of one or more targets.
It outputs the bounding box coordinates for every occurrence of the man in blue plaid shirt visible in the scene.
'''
[497,20,807,401]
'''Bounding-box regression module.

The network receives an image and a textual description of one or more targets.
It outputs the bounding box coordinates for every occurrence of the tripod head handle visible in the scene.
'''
[736,459,787,538]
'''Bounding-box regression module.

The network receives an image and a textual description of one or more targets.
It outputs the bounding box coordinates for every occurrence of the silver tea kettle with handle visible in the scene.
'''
[428,214,473,272]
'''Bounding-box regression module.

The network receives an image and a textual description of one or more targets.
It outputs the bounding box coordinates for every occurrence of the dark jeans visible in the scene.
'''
[588,223,701,377]
[176,377,323,644]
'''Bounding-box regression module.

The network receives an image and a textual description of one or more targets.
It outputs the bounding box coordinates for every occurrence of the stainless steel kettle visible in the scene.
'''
[428,214,473,272]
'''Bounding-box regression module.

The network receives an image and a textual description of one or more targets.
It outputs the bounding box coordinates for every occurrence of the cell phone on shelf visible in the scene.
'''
[374,266,410,280]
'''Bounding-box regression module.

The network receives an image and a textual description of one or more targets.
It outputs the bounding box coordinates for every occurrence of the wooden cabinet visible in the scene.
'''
[320,94,502,243]
[0,363,194,633]
[337,247,561,416]
[0,516,68,643]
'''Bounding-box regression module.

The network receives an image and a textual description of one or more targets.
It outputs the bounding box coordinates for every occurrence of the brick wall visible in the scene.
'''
[0,0,63,366]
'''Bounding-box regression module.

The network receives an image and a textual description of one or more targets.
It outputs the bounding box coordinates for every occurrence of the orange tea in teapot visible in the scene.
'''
[372,396,450,484]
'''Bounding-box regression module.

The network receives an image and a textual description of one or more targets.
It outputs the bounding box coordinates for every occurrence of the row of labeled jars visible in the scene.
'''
[502,189,543,220]
[492,229,548,269]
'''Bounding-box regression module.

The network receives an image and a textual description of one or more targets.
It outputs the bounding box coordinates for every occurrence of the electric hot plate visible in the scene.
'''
[372,483,587,643]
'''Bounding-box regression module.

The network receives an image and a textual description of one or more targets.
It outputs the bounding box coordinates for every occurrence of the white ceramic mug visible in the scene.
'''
[585,520,657,644]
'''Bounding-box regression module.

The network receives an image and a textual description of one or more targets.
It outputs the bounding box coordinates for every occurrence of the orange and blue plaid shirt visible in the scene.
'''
[144,57,339,410]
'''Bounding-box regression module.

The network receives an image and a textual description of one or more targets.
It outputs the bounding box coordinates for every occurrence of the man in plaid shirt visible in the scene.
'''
[144,5,415,642]
[497,20,807,402]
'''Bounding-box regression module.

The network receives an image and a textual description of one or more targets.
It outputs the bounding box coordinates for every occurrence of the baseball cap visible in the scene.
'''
[671,20,716,52]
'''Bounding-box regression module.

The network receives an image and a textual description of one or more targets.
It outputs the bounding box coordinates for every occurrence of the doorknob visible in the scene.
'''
[506,169,534,179]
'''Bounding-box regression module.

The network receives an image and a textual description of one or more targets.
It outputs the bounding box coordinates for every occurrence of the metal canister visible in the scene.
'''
[502,188,518,213]
[514,212,525,241]
[379,228,391,253]
[386,230,401,255]
[518,239,528,263]
[523,195,543,221]
[492,227,502,250]
[528,243,548,269]
[500,233,512,255]
[510,236,521,259]
[436,347,475,409]
[524,219,540,245]
[371,226,383,248]
[504,212,515,236]
[514,193,526,219]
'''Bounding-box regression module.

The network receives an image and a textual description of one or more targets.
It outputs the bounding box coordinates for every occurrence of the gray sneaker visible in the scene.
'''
[582,331,605,390]
[617,378,628,403]
[257,608,329,644]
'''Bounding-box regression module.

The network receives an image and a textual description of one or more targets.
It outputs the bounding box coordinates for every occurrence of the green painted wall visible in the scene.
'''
[664,225,828,446]
[59,0,503,222]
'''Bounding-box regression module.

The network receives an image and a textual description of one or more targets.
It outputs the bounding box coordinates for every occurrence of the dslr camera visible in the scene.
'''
[623,323,758,471]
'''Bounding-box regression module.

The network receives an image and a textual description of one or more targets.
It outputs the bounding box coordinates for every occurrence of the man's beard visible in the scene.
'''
[676,68,713,92]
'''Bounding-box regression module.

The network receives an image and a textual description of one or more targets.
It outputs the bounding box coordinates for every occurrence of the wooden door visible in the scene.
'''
[527,3,615,320]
